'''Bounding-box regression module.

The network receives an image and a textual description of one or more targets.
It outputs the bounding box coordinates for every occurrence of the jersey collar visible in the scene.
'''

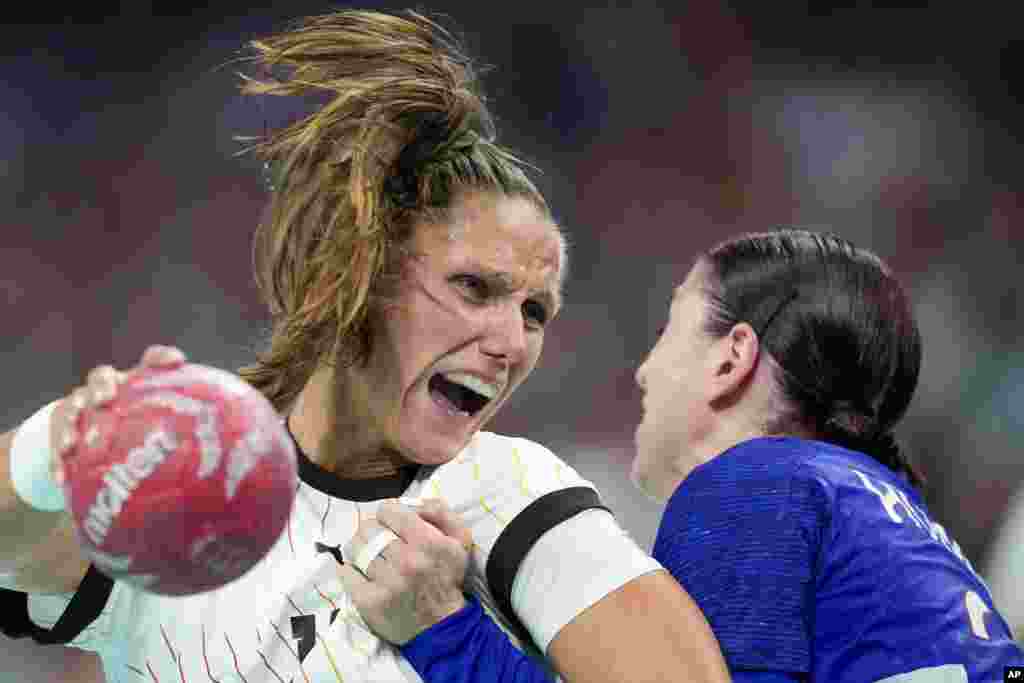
[284,420,421,501]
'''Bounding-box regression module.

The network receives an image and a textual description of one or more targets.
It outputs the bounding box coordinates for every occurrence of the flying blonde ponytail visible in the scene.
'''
[236,10,549,411]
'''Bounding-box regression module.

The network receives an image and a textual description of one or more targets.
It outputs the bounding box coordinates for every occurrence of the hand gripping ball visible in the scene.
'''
[64,363,298,596]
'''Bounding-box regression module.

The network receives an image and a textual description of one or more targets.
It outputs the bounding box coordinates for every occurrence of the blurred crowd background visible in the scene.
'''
[2,2,1021,680]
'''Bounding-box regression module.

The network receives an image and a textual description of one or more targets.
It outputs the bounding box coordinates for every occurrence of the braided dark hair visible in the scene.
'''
[820,401,911,480]
[701,229,926,488]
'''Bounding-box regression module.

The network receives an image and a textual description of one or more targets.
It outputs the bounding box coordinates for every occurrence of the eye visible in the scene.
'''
[451,274,489,301]
[522,300,549,328]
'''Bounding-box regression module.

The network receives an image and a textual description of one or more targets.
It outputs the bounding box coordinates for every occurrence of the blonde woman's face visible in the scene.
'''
[348,193,563,465]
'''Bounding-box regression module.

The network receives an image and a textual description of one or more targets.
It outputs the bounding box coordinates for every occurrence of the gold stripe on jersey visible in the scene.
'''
[316,631,346,682]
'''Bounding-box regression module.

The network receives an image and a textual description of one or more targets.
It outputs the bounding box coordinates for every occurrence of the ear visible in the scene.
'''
[707,322,760,404]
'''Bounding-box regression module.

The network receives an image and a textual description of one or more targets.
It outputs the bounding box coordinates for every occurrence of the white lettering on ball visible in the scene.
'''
[139,392,222,478]
[224,428,271,500]
[83,429,177,548]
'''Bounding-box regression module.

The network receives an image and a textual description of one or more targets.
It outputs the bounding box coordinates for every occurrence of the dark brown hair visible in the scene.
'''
[701,229,926,487]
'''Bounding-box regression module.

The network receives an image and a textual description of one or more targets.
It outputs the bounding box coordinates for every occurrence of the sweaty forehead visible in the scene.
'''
[676,260,710,298]
[417,194,563,287]
[669,262,710,316]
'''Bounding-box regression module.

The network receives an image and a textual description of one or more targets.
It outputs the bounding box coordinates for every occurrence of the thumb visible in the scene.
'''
[415,499,473,549]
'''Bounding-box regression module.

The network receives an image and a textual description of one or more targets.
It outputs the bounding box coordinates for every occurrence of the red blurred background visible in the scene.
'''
[2,2,1022,678]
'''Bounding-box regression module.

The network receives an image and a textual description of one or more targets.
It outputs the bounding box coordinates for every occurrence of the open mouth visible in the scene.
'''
[428,373,492,417]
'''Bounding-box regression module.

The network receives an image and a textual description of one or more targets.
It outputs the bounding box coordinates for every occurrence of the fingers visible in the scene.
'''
[63,389,88,449]
[341,501,472,645]
[345,500,472,585]
[336,561,391,616]
[55,366,122,455]
[345,518,402,580]
[378,499,473,573]
[85,365,124,405]
[355,527,400,578]
[415,499,474,550]
[50,388,88,487]
[139,345,186,369]
[387,498,474,551]
[375,501,419,542]
[374,499,458,548]
[335,562,408,635]
[49,345,183,488]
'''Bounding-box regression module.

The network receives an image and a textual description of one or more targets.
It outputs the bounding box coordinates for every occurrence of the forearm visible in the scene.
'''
[1,404,89,595]
[401,595,556,683]
[0,428,66,569]
[547,570,730,682]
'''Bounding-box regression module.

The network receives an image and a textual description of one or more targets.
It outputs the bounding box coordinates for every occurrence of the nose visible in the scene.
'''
[478,303,528,363]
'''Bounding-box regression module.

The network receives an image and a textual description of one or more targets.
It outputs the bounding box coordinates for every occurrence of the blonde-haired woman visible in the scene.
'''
[0,10,728,683]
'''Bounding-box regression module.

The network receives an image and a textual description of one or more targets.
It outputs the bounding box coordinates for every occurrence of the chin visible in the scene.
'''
[630,465,670,503]
[630,447,661,502]
[631,436,678,503]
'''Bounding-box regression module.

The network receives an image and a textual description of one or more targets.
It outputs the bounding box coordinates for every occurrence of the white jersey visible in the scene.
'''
[24,431,660,682]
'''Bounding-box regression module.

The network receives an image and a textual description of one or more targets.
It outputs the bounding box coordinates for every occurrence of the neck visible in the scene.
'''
[289,366,407,480]
[683,420,768,475]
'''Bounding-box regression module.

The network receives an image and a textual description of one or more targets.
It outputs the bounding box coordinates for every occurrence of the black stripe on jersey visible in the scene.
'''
[285,420,423,501]
[0,563,114,645]
[486,486,610,646]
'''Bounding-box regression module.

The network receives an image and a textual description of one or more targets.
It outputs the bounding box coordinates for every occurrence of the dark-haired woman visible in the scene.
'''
[634,230,1021,680]
[378,230,1022,682]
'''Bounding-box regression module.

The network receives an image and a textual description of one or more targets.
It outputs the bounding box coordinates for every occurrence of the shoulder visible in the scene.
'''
[656,439,835,673]
[785,440,923,525]
[675,438,839,513]
[656,439,840,584]
[424,431,602,558]
[431,431,593,501]
[463,432,572,469]
[690,436,909,502]
[422,433,619,652]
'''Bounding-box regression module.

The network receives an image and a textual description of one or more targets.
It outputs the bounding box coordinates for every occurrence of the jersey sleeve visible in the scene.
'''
[401,594,557,683]
[652,455,831,674]
[509,507,661,652]
[427,433,659,654]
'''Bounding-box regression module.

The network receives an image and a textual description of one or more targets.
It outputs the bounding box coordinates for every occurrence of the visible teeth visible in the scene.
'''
[442,372,500,400]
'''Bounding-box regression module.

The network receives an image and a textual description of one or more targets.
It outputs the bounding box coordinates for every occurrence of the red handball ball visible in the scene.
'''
[63,363,297,596]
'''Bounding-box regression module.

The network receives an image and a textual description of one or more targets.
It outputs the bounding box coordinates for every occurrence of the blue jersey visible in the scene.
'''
[653,437,1023,682]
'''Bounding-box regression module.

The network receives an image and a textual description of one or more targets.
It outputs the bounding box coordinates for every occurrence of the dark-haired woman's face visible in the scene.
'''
[633,263,718,500]
[341,193,563,466]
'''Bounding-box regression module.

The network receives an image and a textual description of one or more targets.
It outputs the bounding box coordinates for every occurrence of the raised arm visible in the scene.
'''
[0,345,185,596]
[1,417,90,594]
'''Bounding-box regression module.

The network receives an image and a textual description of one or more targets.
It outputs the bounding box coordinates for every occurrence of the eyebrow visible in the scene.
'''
[466,263,562,313]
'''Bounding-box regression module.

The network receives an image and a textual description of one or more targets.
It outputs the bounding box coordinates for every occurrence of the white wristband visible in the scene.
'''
[9,400,66,512]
